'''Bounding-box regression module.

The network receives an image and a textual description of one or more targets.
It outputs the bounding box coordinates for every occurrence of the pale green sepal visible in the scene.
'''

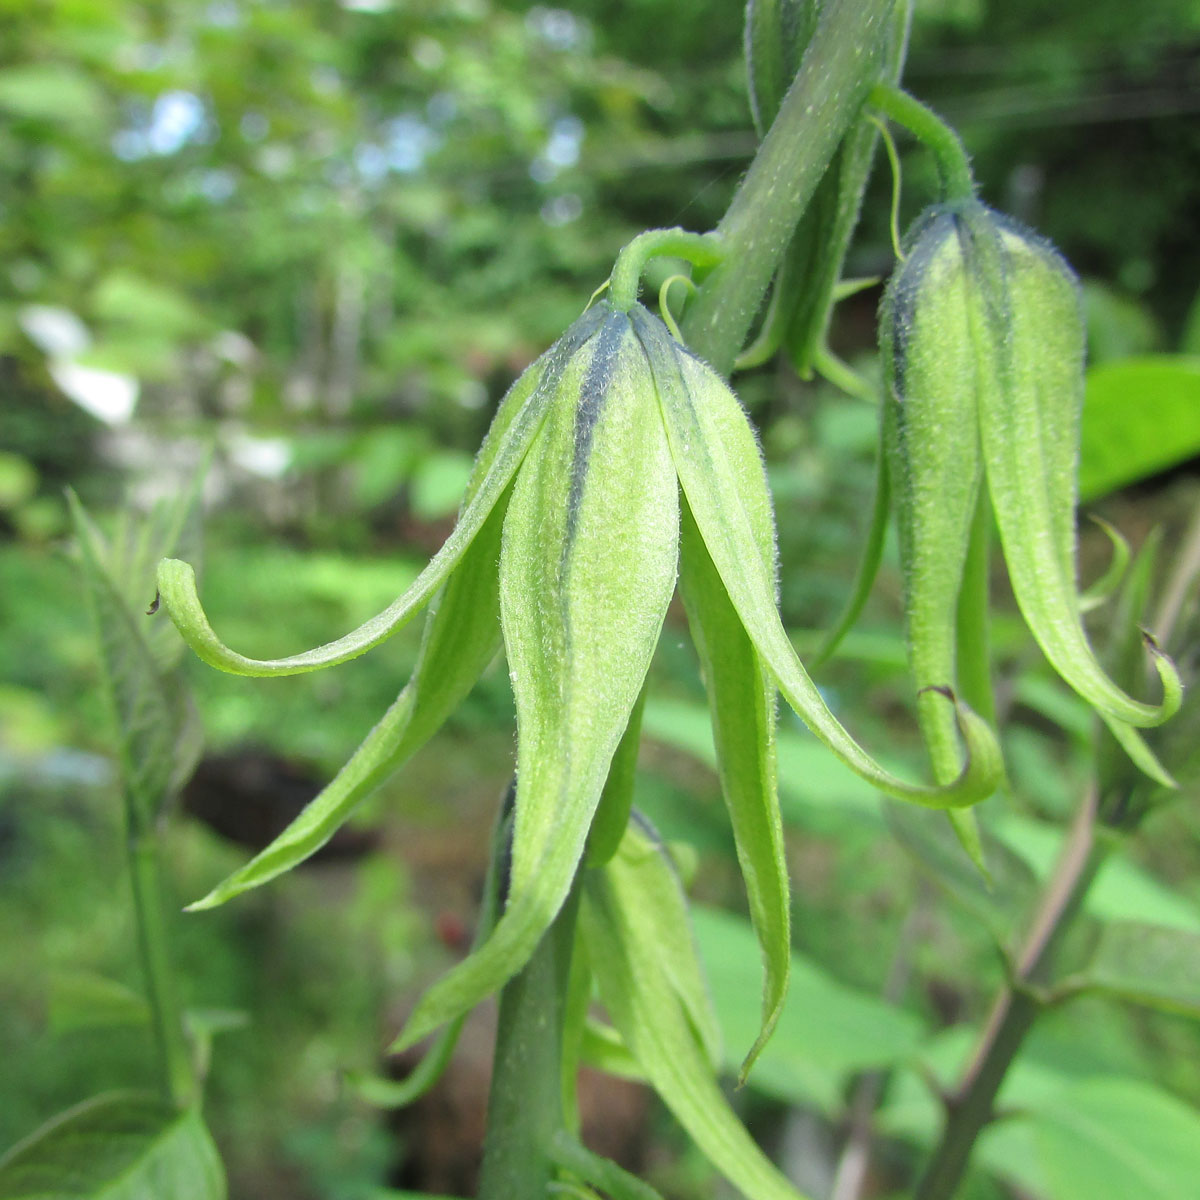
[156,307,604,677]
[580,1020,645,1081]
[1079,516,1131,614]
[949,807,988,876]
[617,815,723,1069]
[393,306,680,1050]
[390,868,572,1053]
[972,213,1181,729]
[502,307,679,898]
[679,502,789,1081]
[581,858,811,1200]
[185,487,511,911]
[586,683,648,867]
[1098,713,1176,791]
[635,308,1002,808]
[881,207,987,790]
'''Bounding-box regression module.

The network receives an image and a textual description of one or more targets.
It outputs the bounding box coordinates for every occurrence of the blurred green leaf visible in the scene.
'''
[1081,280,1161,364]
[1072,921,1200,1017]
[409,449,475,521]
[1023,1077,1200,1200]
[692,906,924,1114]
[0,453,37,510]
[91,274,208,341]
[1080,356,1200,500]
[885,802,1038,945]
[48,973,150,1037]
[0,1093,225,1199]
[0,64,106,123]
[992,813,1200,933]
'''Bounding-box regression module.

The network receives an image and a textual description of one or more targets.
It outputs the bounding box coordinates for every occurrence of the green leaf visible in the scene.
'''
[679,501,789,1080]
[1071,921,1200,1017]
[885,803,1038,946]
[582,860,809,1200]
[0,1093,225,1200]
[1023,1077,1200,1200]
[636,306,1002,808]
[0,64,106,124]
[393,306,679,1050]
[409,450,475,521]
[1080,356,1200,501]
[47,974,150,1037]
[157,307,604,677]
[992,813,1200,933]
[70,496,181,829]
[692,907,924,1114]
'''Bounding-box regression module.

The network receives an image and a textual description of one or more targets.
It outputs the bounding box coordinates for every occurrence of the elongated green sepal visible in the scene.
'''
[636,306,1002,808]
[156,306,605,677]
[185,488,512,910]
[582,828,810,1200]
[392,304,680,1048]
[882,206,988,792]
[961,204,1182,729]
[679,495,790,1079]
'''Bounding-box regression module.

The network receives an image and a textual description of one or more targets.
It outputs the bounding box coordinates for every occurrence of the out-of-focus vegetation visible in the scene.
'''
[2,1,1200,1197]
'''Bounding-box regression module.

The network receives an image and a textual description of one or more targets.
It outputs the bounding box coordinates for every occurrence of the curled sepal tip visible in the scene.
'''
[155,306,607,679]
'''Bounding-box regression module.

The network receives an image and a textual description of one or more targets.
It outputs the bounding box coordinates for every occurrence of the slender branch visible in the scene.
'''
[607,230,723,313]
[866,83,976,203]
[477,877,583,1199]
[127,826,194,1109]
[914,787,1104,1200]
[681,0,898,373]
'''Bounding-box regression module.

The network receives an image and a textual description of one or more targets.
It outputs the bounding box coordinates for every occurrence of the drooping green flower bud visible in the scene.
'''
[882,200,1181,785]
[157,289,1002,1082]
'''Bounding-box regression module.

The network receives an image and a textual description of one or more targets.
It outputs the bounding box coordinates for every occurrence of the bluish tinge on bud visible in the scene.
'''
[882,200,1182,788]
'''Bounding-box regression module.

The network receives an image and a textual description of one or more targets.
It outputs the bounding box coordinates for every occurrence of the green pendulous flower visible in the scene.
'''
[882,200,1182,788]
[157,297,1001,1061]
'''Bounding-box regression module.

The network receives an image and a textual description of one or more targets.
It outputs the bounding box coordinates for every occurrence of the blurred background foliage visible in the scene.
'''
[2,0,1200,1197]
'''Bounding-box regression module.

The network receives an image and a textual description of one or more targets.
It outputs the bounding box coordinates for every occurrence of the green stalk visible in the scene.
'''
[127,825,194,1109]
[477,878,582,1199]
[866,82,975,203]
[682,0,898,372]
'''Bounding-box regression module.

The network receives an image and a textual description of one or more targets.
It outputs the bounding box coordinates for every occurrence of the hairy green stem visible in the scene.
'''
[682,0,897,372]
[608,230,724,312]
[867,82,975,203]
[914,787,1104,1200]
[127,828,194,1109]
[477,878,582,1199]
